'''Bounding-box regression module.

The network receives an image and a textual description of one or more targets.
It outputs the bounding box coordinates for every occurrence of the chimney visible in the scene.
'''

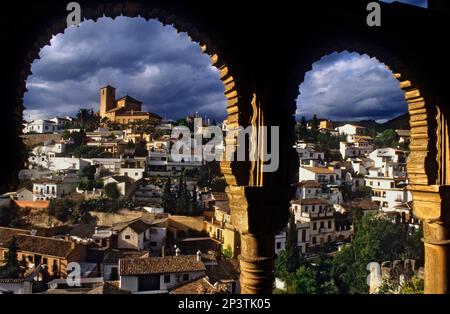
[196,250,202,262]
[31,229,37,236]
[94,227,99,234]
[175,247,181,256]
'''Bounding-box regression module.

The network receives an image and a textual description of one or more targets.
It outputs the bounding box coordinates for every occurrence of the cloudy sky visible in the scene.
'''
[381,0,427,8]
[296,52,408,123]
[24,17,227,122]
[24,0,425,123]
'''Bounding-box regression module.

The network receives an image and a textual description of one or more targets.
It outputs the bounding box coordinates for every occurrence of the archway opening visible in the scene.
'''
[276,51,425,294]
[1,14,241,293]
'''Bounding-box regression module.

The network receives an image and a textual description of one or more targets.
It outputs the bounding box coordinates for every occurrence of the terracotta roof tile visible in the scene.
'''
[119,255,205,276]
[0,227,76,258]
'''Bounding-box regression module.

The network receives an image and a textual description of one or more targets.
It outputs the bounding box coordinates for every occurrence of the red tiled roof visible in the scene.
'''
[119,255,206,276]
[0,227,76,258]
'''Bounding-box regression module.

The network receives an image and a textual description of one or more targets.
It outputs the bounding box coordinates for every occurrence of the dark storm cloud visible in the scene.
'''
[381,0,427,8]
[296,52,408,122]
[24,17,226,121]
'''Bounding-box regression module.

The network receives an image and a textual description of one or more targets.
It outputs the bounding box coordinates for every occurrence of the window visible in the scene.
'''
[276,242,281,249]
[328,221,332,228]
[182,274,189,281]
[378,182,381,186]
[312,237,316,244]
[370,181,373,186]
[320,221,324,229]
[164,275,171,283]
[135,172,138,176]
[390,182,395,188]
[125,235,131,240]
[313,223,317,230]
[301,230,306,242]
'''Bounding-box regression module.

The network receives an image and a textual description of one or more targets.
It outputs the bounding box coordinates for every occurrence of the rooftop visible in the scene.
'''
[170,276,229,294]
[291,198,329,205]
[119,255,206,276]
[0,227,77,258]
[302,166,335,174]
[296,180,322,188]
[112,218,153,234]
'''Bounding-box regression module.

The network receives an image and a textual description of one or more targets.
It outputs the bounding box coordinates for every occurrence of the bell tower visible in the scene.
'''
[100,85,116,117]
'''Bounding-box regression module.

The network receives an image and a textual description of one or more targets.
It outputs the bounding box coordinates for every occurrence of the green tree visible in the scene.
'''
[104,182,120,200]
[275,250,288,278]
[175,171,191,215]
[400,277,424,294]
[286,212,301,273]
[0,237,19,278]
[374,129,399,148]
[161,177,175,212]
[331,213,419,294]
[288,266,318,294]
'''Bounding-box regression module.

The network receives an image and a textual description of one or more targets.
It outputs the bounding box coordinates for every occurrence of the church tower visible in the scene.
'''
[100,85,116,117]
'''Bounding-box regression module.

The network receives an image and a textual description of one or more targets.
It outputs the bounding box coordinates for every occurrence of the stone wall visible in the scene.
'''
[21,134,62,148]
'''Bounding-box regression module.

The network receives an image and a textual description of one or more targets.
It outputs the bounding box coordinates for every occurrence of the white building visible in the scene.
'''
[365,169,411,212]
[365,148,411,212]
[30,142,67,158]
[295,180,322,200]
[340,141,374,159]
[299,166,339,185]
[28,156,90,172]
[23,120,59,134]
[336,124,366,138]
[368,148,408,177]
[291,198,336,253]
[49,116,72,129]
[119,254,206,293]
[32,176,79,201]
[103,176,135,197]
[295,143,325,167]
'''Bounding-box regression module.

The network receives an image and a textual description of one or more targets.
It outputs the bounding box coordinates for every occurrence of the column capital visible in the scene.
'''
[408,184,450,223]
[226,185,294,235]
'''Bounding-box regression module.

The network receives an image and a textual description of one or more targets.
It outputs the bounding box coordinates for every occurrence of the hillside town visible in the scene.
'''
[0,86,421,294]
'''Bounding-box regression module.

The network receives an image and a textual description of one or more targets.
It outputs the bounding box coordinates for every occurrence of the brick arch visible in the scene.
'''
[11,2,246,191]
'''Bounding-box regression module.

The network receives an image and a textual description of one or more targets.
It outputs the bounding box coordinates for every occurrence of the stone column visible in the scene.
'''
[423,220,450,293]
[226,185,292,294]
[409,185,450,294]
[239,233,276,294]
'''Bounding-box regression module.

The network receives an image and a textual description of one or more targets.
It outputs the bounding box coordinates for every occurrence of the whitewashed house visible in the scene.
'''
[291,198,336,253]
[23,120,58,134]
[32,176,79,201]
[103,175,135,197]
[299,166,338,185]
[340,141,374,159]
[119,253,206,293]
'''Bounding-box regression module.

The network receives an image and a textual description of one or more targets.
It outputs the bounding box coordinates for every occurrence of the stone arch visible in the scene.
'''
[291,44,438,187]
[290,43,446,294]
[11,1,246,192]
